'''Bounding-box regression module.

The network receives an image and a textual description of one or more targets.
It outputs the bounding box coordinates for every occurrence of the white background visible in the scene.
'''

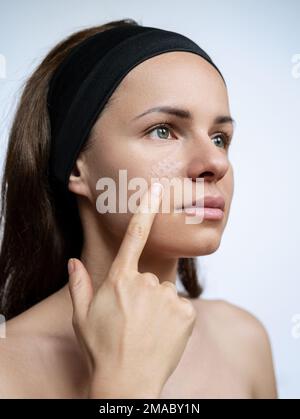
[1,0,299,398]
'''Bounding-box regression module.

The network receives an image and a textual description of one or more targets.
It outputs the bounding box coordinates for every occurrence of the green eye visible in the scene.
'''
[147,124,174,140]
[155,126,170,139]
[212,135,225,148]
[145,125,231,148]
[212,134,230,149]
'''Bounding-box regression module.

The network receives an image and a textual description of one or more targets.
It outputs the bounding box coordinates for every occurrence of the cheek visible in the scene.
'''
[224,163,234,201]
[90,138,151,184]
[98,210,134,242]
[88,136,189,229]
[150,156,184,180]
[90,127,186,187]
[217,164,234,227]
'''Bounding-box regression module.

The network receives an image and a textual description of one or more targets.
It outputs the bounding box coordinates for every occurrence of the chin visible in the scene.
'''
[187,223,224,254]
[180,238,222,257]
[154,229,223,258]
[196,225,223,249]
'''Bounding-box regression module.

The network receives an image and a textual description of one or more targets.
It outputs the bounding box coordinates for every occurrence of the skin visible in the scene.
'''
[0,51,277,398]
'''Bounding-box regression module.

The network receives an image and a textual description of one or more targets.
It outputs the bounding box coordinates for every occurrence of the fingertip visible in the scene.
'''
[68,258,75,276]
[151,182,163,197]
[68,258,86,275]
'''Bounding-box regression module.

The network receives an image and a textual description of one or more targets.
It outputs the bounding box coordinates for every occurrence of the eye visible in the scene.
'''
[145,123,177,141]
[211,133,232,149]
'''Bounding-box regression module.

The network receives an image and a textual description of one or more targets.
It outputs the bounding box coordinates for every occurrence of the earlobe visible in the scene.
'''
[68,159,82,191]
[68,158,92,200]
[68,172,82,195]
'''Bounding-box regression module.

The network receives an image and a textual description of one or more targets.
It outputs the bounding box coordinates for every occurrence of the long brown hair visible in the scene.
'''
[0,18,203,321]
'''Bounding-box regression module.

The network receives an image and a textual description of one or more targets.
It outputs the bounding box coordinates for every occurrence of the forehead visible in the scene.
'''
[109,51,229,116]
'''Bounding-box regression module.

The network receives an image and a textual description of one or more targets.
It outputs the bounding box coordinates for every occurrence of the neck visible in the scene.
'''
[43,198,179,340]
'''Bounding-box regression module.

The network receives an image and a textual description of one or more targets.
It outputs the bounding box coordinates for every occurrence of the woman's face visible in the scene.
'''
[74,51,235,258]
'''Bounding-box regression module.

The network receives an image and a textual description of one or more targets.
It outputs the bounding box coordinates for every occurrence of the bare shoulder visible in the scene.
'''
[191,298,278,399]
[0,313,89,399]
[0,316,51,398]
[0,326,31,397]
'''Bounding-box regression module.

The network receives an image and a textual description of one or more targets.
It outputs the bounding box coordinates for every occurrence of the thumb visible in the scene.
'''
[68,258,94,323]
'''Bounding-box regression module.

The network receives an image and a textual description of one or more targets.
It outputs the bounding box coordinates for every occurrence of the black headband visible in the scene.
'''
[47,23,225,194]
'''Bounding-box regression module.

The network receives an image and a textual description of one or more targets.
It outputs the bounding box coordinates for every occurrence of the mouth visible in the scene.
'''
[177,195,225,220]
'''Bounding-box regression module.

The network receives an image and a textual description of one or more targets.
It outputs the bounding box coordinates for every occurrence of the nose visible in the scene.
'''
[185,130,230,184]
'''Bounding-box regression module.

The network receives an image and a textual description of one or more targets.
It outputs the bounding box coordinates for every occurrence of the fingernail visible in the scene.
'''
[68,258,75,275]
[152,182,163,197]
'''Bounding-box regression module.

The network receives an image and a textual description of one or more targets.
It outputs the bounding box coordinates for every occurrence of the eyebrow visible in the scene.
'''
[131,105,235,126]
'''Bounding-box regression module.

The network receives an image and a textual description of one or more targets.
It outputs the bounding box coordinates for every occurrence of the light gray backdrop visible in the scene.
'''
[1,0,299,399]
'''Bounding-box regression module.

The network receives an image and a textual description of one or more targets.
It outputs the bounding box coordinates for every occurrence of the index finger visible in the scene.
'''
[113,182,163,272]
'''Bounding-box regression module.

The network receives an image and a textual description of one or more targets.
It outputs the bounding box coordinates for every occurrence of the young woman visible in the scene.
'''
[0,18,277,399]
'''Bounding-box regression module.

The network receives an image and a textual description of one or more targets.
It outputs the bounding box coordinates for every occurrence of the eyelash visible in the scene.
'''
[144,122,232,149]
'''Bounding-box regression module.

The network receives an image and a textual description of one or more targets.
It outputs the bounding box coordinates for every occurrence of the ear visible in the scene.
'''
[68,154,93,201]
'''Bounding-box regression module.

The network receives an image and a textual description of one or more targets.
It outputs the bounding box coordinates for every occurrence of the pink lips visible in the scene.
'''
[180,195,225,220]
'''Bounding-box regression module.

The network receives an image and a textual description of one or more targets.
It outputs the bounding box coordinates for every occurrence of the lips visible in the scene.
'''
[180,195,225,211]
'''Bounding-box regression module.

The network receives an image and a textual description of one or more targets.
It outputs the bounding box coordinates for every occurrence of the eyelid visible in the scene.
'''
[144,122,178,139]
[143,121,233,147]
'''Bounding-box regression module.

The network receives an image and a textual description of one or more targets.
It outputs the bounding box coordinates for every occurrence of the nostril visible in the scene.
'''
[197,172,214,179]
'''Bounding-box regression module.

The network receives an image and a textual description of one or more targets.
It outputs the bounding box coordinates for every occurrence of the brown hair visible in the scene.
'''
[0,18,203,321]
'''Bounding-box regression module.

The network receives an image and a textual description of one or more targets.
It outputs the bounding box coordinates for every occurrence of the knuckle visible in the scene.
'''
[141,272,160,287]
[179,298,197,320]
[161,282,177,299]
[127,221,145,241]
[161,280,177,292]
[70,274,82,291]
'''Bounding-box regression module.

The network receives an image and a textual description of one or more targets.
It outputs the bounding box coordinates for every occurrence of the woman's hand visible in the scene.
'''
[67,182,197,398]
